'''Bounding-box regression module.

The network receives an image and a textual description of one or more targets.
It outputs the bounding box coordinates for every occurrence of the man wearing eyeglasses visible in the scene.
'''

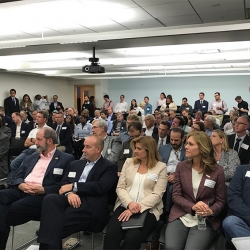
[228,116,250,165]
[209,92,228,115]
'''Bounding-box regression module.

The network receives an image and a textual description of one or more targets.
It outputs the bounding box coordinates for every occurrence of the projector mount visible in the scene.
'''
[89,46,99,66]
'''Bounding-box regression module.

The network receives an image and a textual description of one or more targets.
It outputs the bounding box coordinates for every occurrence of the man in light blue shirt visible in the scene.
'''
[144,96,152,115]
[100,109,113,135]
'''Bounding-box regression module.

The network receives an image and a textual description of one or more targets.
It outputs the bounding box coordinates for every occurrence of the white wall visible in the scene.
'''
[0,72,72,108]
[107,76,250,113]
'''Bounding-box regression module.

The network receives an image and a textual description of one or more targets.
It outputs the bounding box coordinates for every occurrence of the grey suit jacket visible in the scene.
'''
[103,135,122,163]
[158,144,187,170]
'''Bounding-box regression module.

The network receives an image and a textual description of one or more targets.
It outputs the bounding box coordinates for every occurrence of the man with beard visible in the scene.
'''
[0,127,74,249]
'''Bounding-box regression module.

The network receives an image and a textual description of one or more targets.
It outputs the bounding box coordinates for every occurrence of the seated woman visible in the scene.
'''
[210,129,240,187]
[65,114,75,134]
[190,121,205,133]
[103,136,167,250]
[165,132,225,250]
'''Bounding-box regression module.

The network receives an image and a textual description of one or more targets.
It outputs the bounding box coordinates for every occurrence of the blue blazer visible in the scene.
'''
[11,149,74,194]
[11,122,31,139]
[159,144,187,166]
[228,165,250,227]
[193,99,209,114]
[51,122,72,153]
[61,156,118,232]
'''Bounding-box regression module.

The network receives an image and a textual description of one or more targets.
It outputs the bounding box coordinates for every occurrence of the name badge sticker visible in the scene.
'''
[147,173,158,182]
[53,168,63,175]
[68,172,76,178]
[204,179,216,188]
[202,106,206,108]
[21,131,25,134]
[245,171,250,178]
[61,127,67,130]
[241,143,249,150]
[107,148,111,154]
[123,149,130,154]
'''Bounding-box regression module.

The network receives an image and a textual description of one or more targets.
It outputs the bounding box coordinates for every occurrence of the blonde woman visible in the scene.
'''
[210,129,240,186]
[165,132,225,250]
[103,136,167,250]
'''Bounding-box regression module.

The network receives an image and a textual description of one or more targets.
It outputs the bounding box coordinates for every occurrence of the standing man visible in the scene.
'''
[193,92,209,118]
[0,128,74,250]
[82,96,94,118]
[37,135,118,249]
[49,95,64,114]
[209,92,228,115]
[34,94,49,111]
[179,97,193,116]
[234,96,249,116]
[103,94,114,110]
[114,95,128,114]
[144,96,152,115]
[4,89,20,116]
[228,115,250,165]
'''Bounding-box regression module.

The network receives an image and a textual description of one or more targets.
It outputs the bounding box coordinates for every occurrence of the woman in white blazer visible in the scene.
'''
[103,136,167,250]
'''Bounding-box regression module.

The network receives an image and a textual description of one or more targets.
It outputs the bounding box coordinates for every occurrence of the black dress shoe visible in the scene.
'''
[39,243,58,250]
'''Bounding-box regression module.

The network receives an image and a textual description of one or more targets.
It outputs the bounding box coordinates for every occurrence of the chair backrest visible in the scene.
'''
[10,138,26,157]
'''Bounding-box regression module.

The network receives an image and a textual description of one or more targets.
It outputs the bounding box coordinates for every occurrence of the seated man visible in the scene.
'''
[223,164,250,244]
[20,110,30,124]
[0,131,10,180]
[51,112,72,153]
[11,112,31,139]
[144,114,158,136]
[153,120,171,148]
[0,128,74,249]
[37,135,118,249]
[117,121,143,174]
[204,115,218,137]
[81,119,122,163]
[100,109,113,135]
[112,112,126,136]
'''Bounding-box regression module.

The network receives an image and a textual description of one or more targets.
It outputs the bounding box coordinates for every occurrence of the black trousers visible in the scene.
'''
[0,189,43,250]
[72,140,84,160]
[37,194,91,248]
[103,206,157,250]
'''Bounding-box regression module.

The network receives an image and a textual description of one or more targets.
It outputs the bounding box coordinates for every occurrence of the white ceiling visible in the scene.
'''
[0,0,250,79]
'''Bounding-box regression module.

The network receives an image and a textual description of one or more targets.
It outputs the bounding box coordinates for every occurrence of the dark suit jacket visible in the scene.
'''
[117,138,133,172]
[143,126,158,136]
[169,161,225,230]
[49,102,64,113]
[0,131,10,179]
[61,156,118,232]
[82,103,95,118]
[11,150,74,194]
[158,144,187,167]
[112,119,126,133]
[52,123,72,153]
[4,115,13,128]
[4,96,20,116]
[227,134,250,165]
[11,122,31,139]
[193,99,209,115]
[153,134,170,145]
[228,165,250,227]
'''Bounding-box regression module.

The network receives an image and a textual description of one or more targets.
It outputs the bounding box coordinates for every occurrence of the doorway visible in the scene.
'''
[74,85,95,115]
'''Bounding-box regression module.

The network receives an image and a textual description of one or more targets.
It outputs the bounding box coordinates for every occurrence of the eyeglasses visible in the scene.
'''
[191,126,200,131]
[235,121,248,126]
[92,126,100,129]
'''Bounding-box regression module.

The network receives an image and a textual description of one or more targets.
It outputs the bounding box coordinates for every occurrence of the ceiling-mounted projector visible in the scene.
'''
[82,46,105,74]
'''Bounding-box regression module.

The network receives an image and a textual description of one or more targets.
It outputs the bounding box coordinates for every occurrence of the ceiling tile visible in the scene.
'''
[1,32,36,39]
[134,0,187,7]
[119,19,164,29]
[107,7,153,22]
[190,0,244,13]
[89,24,128,32]
[44,25,94,35]
[158,15,202,26]
[142,2,197,18]
[199,9,245,23]
[20,28,66,38]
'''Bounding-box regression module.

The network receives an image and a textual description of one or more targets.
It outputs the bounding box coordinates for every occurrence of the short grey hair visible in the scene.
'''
[92,119,108,132]
[41,127,57,144]
[145,114,155,121]
[206,115,216,125]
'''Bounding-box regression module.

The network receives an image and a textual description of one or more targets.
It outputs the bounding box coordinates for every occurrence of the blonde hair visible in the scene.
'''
[130,136,162,168]
[186,132,217,174]
[212,129,229,152]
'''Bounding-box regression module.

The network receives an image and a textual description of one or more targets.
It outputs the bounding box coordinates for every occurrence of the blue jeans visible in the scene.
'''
[223,215,250,242]
[7,148,36,184]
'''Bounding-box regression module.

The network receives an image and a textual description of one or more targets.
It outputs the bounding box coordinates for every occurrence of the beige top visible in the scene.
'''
[115,158,167,220]
[160,102,177,112]
[180,168,203,227]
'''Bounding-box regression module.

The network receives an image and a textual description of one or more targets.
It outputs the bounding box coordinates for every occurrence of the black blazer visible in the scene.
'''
[52,123,72,153]
[49,102,64,113]
[11,122,31,139]
[117,138,133,172]
[143,126,158,136]
[228,134,250,165]
[4,96,20,116]
[61,157,118,232]
[112,119,126,133]
[153,134,170,145]
[4,115,13,128]
[82,103,95,118]
[193,99,209,114]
